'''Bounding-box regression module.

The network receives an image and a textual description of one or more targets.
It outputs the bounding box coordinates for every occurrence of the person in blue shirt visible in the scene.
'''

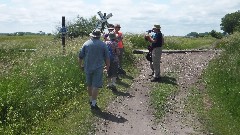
[145,24,164,82]
[78,30,110,110]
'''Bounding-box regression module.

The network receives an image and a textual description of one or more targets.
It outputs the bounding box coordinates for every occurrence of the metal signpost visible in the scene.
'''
[61,16,67,54]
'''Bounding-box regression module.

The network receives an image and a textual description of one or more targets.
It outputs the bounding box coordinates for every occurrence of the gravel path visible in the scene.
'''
[94,50,220,135]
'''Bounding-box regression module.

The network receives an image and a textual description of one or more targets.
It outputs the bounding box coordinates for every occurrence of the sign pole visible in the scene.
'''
[62,16,66,54]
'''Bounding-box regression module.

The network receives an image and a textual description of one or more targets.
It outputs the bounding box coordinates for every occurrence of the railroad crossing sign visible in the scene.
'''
[95,11,113,32]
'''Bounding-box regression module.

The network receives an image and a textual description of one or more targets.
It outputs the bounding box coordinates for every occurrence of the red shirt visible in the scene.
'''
[115,31,124,48]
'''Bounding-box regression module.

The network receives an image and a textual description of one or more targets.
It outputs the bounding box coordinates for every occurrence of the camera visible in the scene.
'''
[146,30,152,34]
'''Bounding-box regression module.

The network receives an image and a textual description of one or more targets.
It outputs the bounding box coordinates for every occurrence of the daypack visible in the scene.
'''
[107,45,114,61]
[146,45,153,62]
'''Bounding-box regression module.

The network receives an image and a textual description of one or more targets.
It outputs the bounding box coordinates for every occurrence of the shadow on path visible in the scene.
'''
[92,110,128,123]
[116,80,130,88]
[155,76,178,85]
[111,88,134,98]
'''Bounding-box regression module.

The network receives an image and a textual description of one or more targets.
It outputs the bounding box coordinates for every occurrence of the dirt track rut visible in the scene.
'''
[94,51,220,135]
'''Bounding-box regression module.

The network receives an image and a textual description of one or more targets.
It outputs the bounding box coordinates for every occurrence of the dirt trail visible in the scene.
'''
[94,51,220,135]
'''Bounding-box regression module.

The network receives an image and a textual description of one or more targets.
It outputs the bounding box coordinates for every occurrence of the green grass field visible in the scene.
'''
[1,34,239,134]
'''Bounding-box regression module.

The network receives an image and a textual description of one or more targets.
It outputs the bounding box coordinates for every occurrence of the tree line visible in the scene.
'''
[187,10,240,39]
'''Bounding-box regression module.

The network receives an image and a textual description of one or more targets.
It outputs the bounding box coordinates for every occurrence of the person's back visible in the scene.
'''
[81,38,108,73]
[78,30,110,110]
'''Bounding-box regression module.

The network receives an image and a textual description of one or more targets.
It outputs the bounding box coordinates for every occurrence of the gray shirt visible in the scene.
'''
[79,38,110,73]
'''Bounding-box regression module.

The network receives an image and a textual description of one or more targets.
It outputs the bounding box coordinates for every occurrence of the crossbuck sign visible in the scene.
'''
[94,11,113,32]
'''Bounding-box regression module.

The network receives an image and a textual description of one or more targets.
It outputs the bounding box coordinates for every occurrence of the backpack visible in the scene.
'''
[146,45,153,62]
[107,45,114,61]
[146,52,152,62]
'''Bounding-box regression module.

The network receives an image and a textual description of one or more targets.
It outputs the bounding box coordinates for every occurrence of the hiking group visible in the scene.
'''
[78,24,164,110]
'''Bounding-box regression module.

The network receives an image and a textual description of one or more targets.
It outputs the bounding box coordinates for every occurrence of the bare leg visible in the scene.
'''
[91,87,99,106]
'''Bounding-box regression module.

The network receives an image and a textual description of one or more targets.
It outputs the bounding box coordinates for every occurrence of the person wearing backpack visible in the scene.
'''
[105,31,120,89]
[145,24,164,82]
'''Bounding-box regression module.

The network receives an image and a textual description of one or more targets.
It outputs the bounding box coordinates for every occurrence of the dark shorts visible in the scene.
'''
[107,61,118,78]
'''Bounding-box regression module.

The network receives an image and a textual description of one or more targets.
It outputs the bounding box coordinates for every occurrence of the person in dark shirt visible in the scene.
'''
[145,24,164,82]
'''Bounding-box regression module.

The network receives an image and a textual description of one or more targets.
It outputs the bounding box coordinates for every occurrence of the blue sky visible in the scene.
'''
[0,0,239,36]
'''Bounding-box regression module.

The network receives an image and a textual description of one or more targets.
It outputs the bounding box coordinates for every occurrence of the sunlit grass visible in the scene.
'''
[0,35,137,134]
[202,32,240,134]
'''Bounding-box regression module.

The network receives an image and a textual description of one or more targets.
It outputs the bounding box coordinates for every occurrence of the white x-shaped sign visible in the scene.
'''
[95,11,113,31]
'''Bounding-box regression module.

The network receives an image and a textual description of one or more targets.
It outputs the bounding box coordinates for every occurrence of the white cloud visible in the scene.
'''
[0,0,239,35]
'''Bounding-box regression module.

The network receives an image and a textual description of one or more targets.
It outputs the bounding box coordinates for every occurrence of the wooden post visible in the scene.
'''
[61,16,66,54]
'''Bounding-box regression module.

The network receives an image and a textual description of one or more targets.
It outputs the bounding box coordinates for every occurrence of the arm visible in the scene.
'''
[78,57,84,69]
[78,46,85,70]
[105,58,110,71]
[145,35,157,43]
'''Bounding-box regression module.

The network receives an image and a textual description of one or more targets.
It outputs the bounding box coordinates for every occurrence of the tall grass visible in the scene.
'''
[0,36,86,134]
[203,32,240,134]
[125,33,217,50]
[0,35,137,134]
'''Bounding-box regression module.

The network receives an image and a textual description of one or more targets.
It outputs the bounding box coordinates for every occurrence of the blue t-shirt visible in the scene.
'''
[79,38,110,73]
[151,32,163,48]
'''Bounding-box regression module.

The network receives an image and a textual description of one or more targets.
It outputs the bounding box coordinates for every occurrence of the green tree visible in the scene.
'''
[67,15,98,38]
[56,16,99,38]
[186,32,199,37]
[210,30,223,39]
[220,10,240,34]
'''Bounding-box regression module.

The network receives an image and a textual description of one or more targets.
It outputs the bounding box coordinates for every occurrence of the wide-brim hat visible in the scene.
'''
[108,27,115,30]
[152,24,161,29]
[114,24,121,28]
[108,24,114,30]
[89,30,101,37]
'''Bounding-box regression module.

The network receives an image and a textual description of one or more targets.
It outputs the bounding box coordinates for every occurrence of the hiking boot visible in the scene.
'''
[149,71,154,76]
[91,104,100,110]
[107,85,117,90]
[116,76,122,81]
[151,77,161,82]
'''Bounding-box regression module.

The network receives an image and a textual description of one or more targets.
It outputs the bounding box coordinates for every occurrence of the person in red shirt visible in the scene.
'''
[114,24,126,75]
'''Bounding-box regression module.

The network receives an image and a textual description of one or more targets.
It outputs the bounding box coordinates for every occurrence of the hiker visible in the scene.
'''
[105,31,120,89]
[144,24,164,82]
[78,30,110,110]
[104,24,115,41]
[114,24,126,76]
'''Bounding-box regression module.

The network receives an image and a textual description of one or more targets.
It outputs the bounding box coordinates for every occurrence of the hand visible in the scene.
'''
[104,65,109,71]
[144,35,150,41]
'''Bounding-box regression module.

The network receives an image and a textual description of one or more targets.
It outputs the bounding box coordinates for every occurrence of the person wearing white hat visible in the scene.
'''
[104,24,115,41]
[144,24,164,82]
[78,29,110,110]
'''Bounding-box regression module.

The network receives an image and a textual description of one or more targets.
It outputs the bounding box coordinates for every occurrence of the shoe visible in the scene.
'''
[91,104,100,110]
[117,68,126,75]
[151,77,161,82]
[149,71,154,76]
[107,84,114,89]
[107,85,117,90]
[116,76,122,81]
